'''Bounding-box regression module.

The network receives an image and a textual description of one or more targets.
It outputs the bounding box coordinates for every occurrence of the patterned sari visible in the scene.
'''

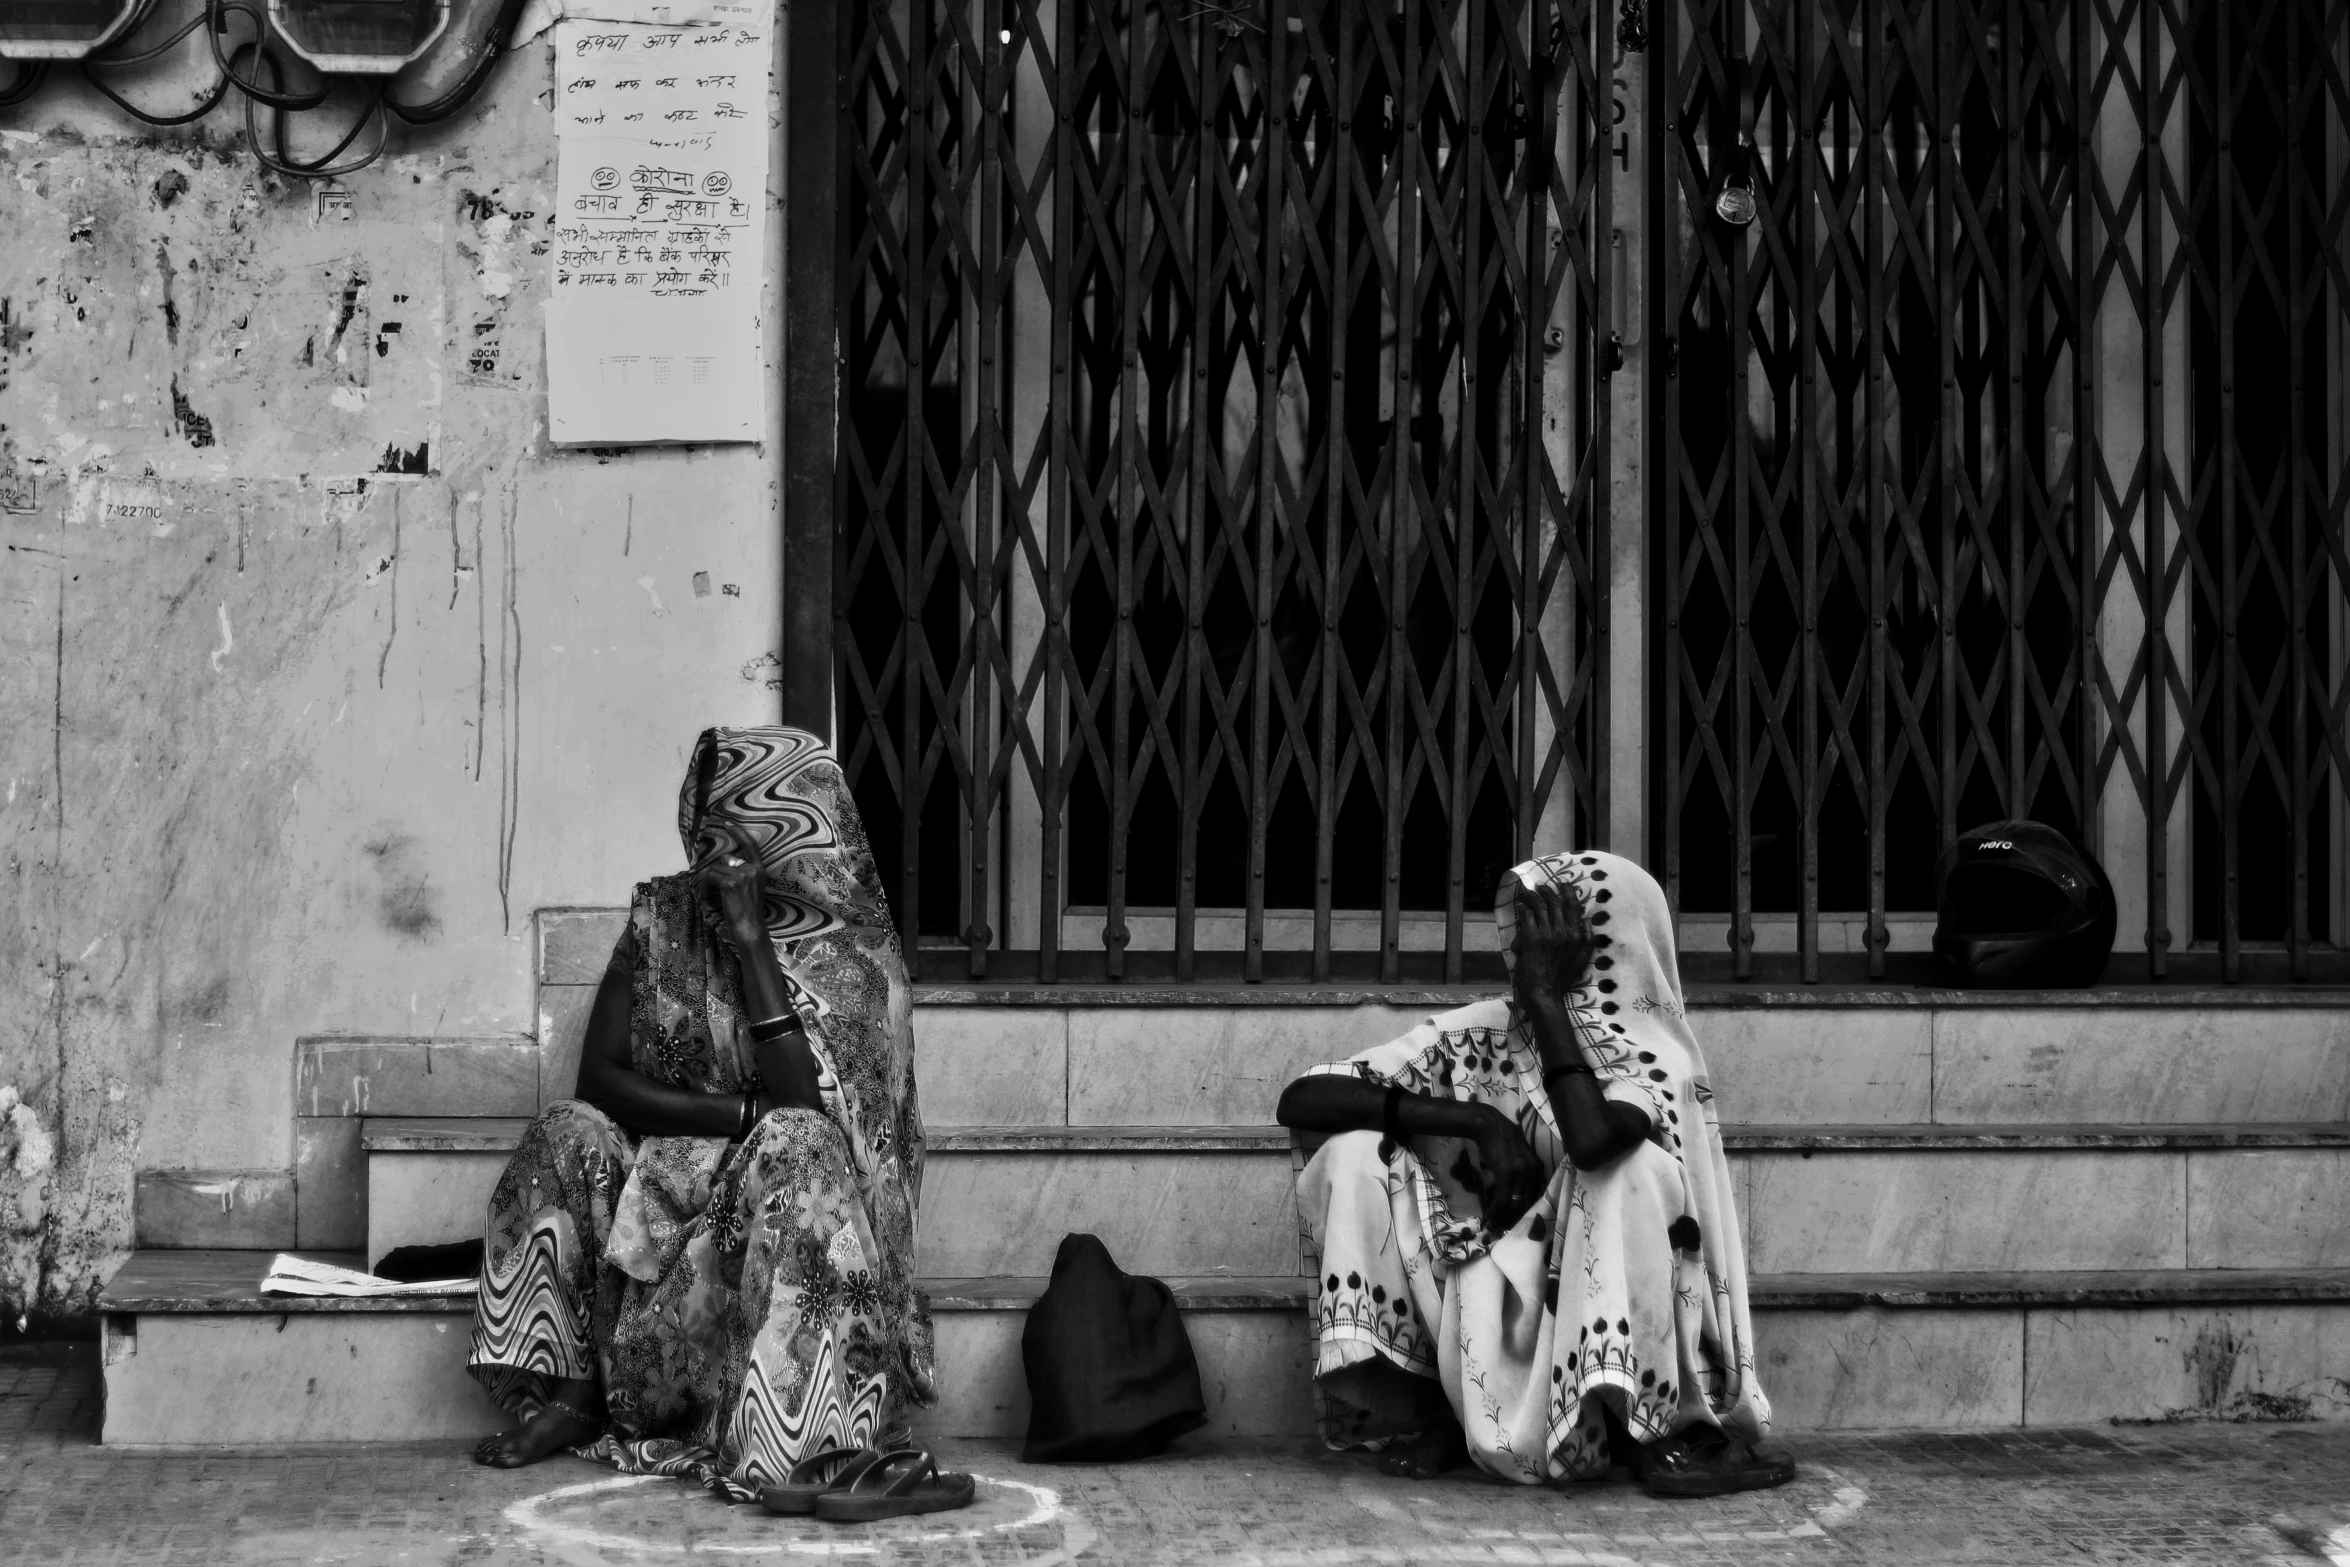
[469,728,934,1498]
[1295,851,1769,1484]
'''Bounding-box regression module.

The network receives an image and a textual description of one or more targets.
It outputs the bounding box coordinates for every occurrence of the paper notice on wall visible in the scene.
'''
[545,10,770,445]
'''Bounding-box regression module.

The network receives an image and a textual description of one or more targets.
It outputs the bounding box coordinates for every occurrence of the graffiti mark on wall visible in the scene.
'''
[2,295,32,372]
[468,319,502,377]
[169,377,216,449]
[156,241,180,345]
[324,268,369,366]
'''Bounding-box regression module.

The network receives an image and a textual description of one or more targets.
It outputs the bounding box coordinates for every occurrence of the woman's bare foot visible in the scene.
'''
[1377,1414,1468,1478]
[472,1389,601,1468]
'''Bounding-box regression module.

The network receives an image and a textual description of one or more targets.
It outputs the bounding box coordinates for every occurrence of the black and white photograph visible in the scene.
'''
[1,0,2345,1560]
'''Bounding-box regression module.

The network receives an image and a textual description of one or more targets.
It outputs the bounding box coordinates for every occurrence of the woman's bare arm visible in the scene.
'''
[1276,1074,1550,1237]
[574,954,747,1136]
[1519,992,1653,1171]
[1276,1073,1495,1140]
[572,834,828,1138]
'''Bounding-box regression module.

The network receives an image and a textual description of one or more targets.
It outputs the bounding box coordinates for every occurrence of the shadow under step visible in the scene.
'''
[362,1119,2350,1277]
[97,1251,2350,1444]
[359,1119,2350,1153]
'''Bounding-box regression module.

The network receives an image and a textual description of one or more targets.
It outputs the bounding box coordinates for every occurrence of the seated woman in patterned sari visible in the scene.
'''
[468,727,934,1496]
[1277,852,1793,1497]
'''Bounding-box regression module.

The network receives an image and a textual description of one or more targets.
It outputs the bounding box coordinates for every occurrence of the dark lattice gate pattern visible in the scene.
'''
[836,0,1617,980]
[832,0,2350,985]
[1662,0,2350,980]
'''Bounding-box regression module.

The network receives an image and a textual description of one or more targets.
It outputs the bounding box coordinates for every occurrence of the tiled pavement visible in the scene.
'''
[7,1343,2347,1566]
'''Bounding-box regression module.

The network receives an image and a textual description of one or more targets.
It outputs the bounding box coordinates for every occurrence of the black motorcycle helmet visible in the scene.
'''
[1932,820,2116,987]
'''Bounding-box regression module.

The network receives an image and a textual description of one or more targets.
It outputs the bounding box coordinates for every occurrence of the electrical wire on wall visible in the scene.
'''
[79,0,234,126]
[1,0,532,178]
[0,60,48,110]
[235,33,388,180]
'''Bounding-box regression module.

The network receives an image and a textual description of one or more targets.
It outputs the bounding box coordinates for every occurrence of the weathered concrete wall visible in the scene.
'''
[0,49,786,1318]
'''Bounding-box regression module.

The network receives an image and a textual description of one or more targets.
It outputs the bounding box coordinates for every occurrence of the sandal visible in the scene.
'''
[1641,1427,1797,1498]
[758,1446,884,1515]
[812,1448,977,1522]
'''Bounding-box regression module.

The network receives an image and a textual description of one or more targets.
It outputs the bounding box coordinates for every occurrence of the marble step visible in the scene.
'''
[360,1119,2350,1277]
[518,991,2350,1130]
[269,980,2350,1258]
[358,1120,1312,1274]
[528,909,2350,1130]
[899,992,2350,1130]
[95,1251,2350,1445]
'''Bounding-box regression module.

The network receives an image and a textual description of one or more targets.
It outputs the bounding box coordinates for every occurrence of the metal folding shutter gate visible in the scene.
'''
[830,0,1621,981]
[820,0,2350,984]
[1661,0,2350,980]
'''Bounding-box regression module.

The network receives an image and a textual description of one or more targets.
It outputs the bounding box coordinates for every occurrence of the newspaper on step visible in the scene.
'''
[260,1254,474,1298]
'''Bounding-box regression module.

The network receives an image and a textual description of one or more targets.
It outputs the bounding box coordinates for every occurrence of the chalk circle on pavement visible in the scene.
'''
[506,1470,1076,1559]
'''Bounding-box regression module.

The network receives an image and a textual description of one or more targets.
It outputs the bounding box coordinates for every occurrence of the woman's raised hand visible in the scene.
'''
[1510,878,1595,1009]
[695,825,770,946]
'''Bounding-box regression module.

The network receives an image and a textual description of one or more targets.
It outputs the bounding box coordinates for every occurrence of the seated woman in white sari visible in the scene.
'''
[1276,852,1792,1496]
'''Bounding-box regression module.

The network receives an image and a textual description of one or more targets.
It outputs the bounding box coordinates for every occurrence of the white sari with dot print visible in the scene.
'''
[1294,851,1770,1484]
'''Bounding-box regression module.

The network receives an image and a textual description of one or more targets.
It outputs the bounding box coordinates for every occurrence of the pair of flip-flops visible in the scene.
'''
[758,1446,977,1522]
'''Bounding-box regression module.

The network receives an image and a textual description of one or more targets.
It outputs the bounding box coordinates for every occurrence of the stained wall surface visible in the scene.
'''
[0,45,787,1319]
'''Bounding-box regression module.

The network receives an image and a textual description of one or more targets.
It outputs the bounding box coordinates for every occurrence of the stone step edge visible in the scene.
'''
[535,908,2350,1007]
[356,1117,2350,1154]
[905,986,2350,1008]
[98,1251,2350,1316]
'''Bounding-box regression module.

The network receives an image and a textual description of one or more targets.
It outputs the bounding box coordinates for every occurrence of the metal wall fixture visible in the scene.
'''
[0,0,146,58]
[1,0,528,175]
[266,0,448,74]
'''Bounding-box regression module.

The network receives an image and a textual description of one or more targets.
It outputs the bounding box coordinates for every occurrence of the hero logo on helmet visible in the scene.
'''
[1932,822,2117,989]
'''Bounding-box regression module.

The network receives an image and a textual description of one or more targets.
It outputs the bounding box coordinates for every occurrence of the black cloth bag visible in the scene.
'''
[1020,1233,1208,1462]
[375,1239,484,1282]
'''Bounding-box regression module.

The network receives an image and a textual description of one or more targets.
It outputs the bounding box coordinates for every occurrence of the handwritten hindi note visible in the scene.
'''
[513,0,743,47]
[546,10,770,444]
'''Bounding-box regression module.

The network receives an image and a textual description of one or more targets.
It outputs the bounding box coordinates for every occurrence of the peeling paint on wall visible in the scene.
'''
[1,66,783,1322]
[0,1070,135,1323]
[1,143,445,484]
[0,1084,58,1325]
[376,440,431,475]
[0,1085,56,1236]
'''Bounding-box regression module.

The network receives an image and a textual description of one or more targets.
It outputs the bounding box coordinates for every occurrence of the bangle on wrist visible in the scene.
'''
[736,1092,755,1139]
[748,1012,803,1043]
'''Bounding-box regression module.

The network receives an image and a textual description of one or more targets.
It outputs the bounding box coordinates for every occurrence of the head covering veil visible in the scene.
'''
[619,726,930,1407]
[1496,851,1765,1437]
